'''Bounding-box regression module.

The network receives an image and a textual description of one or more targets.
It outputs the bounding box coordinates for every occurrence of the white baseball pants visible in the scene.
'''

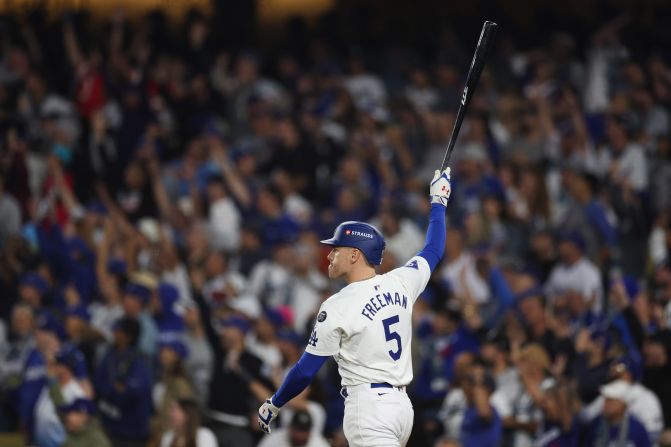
[342,383,414,447]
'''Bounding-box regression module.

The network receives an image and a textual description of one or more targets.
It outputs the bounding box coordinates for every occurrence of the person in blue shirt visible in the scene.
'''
[582,380,651,447]
[94,316,152,447]
[534,381,579,447]
[459,362,502,447]
[19,311,65,444]
[121,283,159,358]
[154,283,185,342]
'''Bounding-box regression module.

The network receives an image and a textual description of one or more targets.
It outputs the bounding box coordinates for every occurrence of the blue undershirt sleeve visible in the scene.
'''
[417,204,447,272]
[271,352,329,407]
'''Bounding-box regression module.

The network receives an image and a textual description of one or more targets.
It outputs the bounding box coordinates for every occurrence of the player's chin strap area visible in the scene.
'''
[340,382,407,398]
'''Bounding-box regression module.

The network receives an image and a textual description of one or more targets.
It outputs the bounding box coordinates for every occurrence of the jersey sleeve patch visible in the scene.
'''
[304,304,343,356]
[404,260,419,270]
[387,256,431,304]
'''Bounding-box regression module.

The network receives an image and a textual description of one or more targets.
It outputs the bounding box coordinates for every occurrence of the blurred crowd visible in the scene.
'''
[0,5,671,447]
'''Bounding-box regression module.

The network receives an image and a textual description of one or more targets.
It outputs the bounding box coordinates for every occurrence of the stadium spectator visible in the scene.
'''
[533,381,579,447]
[151,340,195,444]
[182,301,214,407]
[257,409,329,447]
[193,285,270,447]
[583,380,651,447]
[160,398,218,447]
[459,362,501,447]
[94,316,152,447]
[60,398,111,447]
[34,345,88,447]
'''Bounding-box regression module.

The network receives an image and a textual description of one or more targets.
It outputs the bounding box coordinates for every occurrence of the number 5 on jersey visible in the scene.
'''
[382,315,402,361]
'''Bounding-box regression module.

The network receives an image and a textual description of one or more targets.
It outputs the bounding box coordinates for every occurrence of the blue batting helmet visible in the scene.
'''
[320,221,386,265]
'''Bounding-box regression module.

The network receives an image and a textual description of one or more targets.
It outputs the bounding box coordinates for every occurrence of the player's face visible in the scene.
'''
[327,247,351,279]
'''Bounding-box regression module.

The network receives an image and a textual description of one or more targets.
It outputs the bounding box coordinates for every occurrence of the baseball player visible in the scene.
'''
[258,168,452,446]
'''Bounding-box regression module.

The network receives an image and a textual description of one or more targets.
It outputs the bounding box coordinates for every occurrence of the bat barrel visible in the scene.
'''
[439,21,497,171]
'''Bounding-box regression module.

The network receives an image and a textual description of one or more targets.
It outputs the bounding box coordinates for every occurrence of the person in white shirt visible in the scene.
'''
[545,232,603,316]
[206,175,241,252]
[160,398,218,447]
[481,334,522,427]
[372,207,425,266]
[439,226,490,305]
[245,309,284,375]
[596,116,648,192]
[257,410,329,447]
[584,356,664,443]
[34,346,88,447]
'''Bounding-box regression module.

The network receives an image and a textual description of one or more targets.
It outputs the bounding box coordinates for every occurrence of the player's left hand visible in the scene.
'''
[258,398,280,434]
[430,167,452,206]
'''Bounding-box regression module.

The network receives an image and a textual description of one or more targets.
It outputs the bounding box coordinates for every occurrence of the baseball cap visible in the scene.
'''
[65,305,90,322]
[36,312,66,340]
[611,355,643,381]
[124,283,152,304]
[290,410,313,432]
[112,316,141,345]
[159,340,189,359]
[55,345,87,377]
[263,308,285,329]
[107,259,127,275]
[20,272,49,296]
[59,398,96,415]
[600,380,632,403]
[220,316,251,334]
[277,330,304,347]
[558,231,586,252]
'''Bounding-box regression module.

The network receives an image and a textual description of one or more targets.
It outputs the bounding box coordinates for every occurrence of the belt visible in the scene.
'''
[340,382,406,398]
[207,410,249,427]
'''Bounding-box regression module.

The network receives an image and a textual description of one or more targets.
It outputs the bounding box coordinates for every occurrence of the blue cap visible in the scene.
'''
[612,355,643,381]
[220,316,251,334]
[55,345,87,377]
[36,312,66,340]
[159,340,188,359]
[124,283,152,304]
[65,305,90,322]
[590,327,613,351]
[20,273,49,296]
[263,308,285,329]
[107,259,127,275]
[158,283,179,309]
[277,330,304,347]
[320,221,386,265]
[559,231,586,252]
[59,398,95,415]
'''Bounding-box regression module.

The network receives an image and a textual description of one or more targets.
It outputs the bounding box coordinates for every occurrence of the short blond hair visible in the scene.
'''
[519,343,551,371]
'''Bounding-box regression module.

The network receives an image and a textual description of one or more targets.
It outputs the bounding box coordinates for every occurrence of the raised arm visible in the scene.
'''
[417,168,451,271]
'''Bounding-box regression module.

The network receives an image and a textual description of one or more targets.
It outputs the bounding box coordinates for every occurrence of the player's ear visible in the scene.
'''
[350,248,360,264]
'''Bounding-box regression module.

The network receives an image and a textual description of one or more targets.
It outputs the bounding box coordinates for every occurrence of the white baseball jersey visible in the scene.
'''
[305,255,431,386]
